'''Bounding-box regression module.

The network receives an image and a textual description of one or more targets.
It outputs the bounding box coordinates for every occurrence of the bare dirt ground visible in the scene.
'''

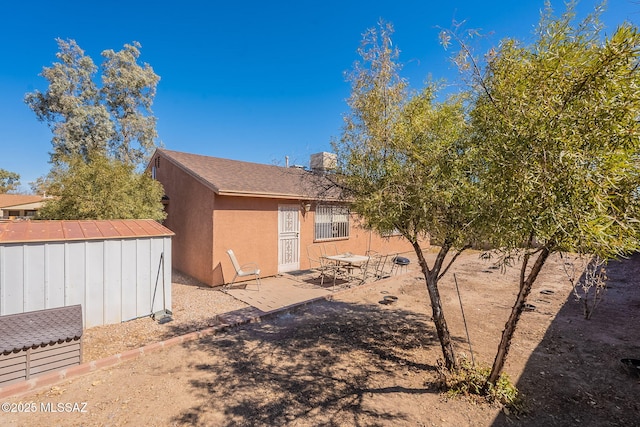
[3,250,639,426]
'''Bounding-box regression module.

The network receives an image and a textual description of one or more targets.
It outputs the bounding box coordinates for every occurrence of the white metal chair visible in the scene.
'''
[307,244,341,288]
[322,243,339,257]
[226,249,261,290]
[307,244,324,271]
[364,250,388,280]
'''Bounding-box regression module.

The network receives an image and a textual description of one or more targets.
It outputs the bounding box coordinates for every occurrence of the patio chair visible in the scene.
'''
[308,244,343,289]
[364,250,390,280]
[307,244,324,272]
[348,255,371,283]
[226,249,261,290]
[321,242,339,257]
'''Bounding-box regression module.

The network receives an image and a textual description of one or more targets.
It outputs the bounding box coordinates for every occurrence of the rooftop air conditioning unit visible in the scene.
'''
[310,152,337,172]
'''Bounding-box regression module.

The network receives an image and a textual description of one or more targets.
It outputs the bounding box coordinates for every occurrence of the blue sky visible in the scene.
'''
[1,1,637,192]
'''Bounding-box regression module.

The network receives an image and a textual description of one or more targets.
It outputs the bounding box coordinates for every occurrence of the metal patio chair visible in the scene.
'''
[364,250,390,280]
[307,244,341,288]
[226,249,261,290]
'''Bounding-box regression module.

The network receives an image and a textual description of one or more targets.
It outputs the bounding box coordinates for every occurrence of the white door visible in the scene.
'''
[278,204,300,272]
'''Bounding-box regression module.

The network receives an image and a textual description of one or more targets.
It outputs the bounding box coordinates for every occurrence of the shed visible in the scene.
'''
[0,220,174,328]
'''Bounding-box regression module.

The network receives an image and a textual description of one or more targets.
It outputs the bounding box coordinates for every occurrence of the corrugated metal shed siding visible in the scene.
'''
[0,220,173,328]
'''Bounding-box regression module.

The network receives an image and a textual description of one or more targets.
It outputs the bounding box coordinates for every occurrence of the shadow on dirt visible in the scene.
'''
[493,253,640,426]
[167,299,439,426]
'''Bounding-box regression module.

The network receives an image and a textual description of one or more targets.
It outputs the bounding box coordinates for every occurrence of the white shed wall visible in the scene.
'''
[0,237,172,328]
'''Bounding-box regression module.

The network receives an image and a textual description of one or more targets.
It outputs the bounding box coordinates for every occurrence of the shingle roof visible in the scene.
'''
[0,305,82,354]
[156,149,340,200]
[0,194,45,209]
[0,219,174,244]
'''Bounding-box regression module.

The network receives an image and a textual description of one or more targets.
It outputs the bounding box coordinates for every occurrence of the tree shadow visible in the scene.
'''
[169,299,441,426]
[492,253,640,426]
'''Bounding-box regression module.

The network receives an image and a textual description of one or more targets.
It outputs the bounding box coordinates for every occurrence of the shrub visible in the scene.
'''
[435,358,523,413]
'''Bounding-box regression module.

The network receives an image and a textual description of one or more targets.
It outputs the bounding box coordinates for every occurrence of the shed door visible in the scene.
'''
[278,205,300,273]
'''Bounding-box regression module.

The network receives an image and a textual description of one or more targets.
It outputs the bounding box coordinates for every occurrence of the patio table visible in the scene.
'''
[323,253,370,282]
[324,253,369,265]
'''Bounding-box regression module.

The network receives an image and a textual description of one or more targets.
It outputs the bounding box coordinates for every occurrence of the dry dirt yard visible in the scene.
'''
[3,250,639,426]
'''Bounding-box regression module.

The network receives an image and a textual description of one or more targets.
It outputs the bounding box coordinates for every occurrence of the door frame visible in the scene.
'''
[277,204,301,273]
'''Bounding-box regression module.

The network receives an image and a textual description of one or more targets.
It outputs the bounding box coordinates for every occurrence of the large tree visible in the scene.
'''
[0,169,20,193]
[26,39,159,167]
[450,2,640,386]
[334,21,482,370]
[25,39,165,220]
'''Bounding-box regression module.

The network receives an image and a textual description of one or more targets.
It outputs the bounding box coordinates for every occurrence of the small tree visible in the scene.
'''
[0,169,20,193]
[562,254,608,320]
[446,2,640,386]
[37,153,165,221]
[334,21,482,370]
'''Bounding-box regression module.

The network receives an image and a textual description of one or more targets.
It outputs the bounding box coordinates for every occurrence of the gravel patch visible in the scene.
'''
[81,270,249,362]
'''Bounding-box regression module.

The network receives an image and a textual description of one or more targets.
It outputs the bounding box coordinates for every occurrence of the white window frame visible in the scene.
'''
[315,205,350,241]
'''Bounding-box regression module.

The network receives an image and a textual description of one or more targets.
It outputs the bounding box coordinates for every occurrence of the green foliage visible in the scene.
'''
[334,21,479,248]
[441,0,640,387]
[101,43,160,165]
[340,1,640,392]
[465,2,640,259]
[37,154,166,221]
[437,358,522,411]
[0,168,20,193]
[29,174,55,196]
[334,20,479,372]
[25,39,159,168]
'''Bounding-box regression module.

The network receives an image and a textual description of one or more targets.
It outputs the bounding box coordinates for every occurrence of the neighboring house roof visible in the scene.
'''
[0,194,45,209]
[155,149,341,200]
[0,219,174,244]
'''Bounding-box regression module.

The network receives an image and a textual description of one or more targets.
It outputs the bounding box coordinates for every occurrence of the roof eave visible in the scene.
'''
[217,190,343,201]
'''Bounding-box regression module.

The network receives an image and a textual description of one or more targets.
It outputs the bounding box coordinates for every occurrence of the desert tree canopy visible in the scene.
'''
[442,1,640,385]
[25,39,160,168]
[0,169,21,194]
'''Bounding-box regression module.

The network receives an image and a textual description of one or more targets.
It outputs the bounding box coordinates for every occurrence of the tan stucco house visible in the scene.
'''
[149,149,420,286]
[0,195,47,219]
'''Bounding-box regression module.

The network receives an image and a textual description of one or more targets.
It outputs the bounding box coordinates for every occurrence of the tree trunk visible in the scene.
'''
[485,246,551,387]
[412,241,458,371]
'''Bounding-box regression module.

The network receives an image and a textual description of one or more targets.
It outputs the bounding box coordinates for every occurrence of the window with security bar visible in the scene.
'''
[315,205,350,240]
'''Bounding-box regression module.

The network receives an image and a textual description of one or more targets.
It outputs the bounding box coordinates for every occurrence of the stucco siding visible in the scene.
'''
[154,155,215,285]
[212,198,420,287]
[213,196,281,284]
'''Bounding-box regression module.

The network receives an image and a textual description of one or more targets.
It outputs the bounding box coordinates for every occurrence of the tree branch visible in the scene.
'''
[437,244,472,281]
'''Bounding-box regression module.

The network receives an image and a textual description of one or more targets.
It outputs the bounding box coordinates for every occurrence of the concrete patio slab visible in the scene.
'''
[222,271,339,312]
[222,251,422,313]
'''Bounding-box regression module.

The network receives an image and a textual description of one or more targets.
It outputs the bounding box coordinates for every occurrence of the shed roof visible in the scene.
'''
[0,219,174,244]
[155,149,341,200]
